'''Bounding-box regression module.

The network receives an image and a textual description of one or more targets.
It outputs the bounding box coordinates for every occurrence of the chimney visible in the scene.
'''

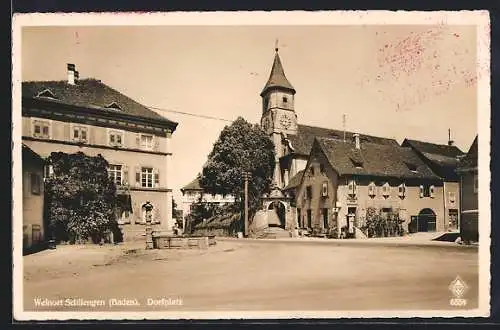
[448,128,454,146]
[353,133,360,150]
[67,63,75,85]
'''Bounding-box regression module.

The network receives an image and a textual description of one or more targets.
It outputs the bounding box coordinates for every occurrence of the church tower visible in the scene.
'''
[260,44,298,188]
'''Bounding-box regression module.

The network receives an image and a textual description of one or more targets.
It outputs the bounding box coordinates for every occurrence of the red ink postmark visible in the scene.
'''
[360,25,487,112]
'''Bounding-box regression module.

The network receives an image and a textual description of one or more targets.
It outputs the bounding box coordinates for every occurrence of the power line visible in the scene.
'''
[147,105,234,123]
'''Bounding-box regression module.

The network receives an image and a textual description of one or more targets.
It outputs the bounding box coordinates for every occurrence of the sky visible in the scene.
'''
[21,24,479,202]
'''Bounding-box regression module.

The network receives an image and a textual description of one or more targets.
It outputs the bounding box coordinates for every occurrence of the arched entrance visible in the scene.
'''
[417,208,437,232]
[268,201,286,228]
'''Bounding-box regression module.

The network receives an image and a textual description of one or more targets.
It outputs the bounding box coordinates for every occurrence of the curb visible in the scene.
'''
[215,237,479,250]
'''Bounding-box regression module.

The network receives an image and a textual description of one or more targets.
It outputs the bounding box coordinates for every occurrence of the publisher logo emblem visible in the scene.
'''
[448,276,468,307]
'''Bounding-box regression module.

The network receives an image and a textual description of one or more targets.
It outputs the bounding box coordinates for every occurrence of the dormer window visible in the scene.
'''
[405,162,418,173]
[350,157,364,169]
[105,102,122,110]
[36,89,57,99]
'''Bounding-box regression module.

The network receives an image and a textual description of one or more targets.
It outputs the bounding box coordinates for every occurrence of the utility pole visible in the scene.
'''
[243,171,251,237]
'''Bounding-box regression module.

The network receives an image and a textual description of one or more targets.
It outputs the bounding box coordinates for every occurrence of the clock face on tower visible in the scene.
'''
[280,113,292,130]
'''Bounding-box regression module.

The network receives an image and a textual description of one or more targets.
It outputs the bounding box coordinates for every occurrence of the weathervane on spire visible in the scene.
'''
[275,38,279,52]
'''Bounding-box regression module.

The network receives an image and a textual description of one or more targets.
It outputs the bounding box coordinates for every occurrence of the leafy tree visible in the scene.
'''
[200,117,275,220]
[44,151,121,243]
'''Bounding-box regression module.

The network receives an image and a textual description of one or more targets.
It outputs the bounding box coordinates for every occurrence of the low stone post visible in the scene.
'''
[144,201,154,250]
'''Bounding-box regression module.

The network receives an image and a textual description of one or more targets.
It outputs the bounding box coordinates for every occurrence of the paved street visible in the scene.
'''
[23,239,478,312]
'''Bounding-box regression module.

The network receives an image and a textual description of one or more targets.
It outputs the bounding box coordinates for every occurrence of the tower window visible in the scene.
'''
[282,96,288,103]
[263,97,270,112]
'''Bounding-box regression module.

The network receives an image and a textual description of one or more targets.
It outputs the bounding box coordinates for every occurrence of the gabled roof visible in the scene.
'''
[22,79,177,128]
[260,50,295,97]
[283,169,305,191]
[287,124,400,156]
[181,176,203,192]
[401,138,465,180]
[22,143,44,164]
[315,137,439,180]
[402,139,464,158]
[457,136,478,171]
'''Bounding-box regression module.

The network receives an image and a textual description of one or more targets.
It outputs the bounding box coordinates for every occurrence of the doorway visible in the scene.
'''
[417,208,437,232]
[448,209,458,231]
[268,201,286,228]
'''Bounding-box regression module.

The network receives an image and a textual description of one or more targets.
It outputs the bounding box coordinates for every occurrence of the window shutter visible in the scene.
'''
[398,183,406,198]
[123,165,129,185]
[135,167,141,186]
[154,168,160,188]
[430,185,435,198]
[136,134,141,148]
[419,185,424,198]
[154,136,160,151]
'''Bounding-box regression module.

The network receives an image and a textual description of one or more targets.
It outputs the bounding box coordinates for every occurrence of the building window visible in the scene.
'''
[474,174,478,194]
[32,119,50,139]
[310,166,315,176]
[350,157,363,169]
[307,209,312,228]
[141,167,154,188]
[108,165,123,186]
[297,208,302,228]
[321,182,328,197]
[368,182,376,198]
[448,191,456,204]
[448,209,459,230]
[263,97,269,112]
[306,186,312,199]
[348,180,357,196]
[430,185,435,198]
[140,134,154,150]
[109,130,124,147]
[320,164,326,175]
[72,125,88,143]
[282,96,288,103]
[398,183,406,198]
[382,182,390,198]
[30,173,41,195]
[43,165,54,180]
[405,162,418,173]
[420,184,433,198]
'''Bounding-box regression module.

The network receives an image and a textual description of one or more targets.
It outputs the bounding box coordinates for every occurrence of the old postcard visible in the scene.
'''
[12,10,490,320]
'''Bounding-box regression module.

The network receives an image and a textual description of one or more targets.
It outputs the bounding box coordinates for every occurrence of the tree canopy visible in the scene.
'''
[200,117,275,216]
[45,151,121,243]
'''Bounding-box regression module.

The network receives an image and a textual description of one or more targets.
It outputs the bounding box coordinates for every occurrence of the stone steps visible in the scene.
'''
[254,226,291,239]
